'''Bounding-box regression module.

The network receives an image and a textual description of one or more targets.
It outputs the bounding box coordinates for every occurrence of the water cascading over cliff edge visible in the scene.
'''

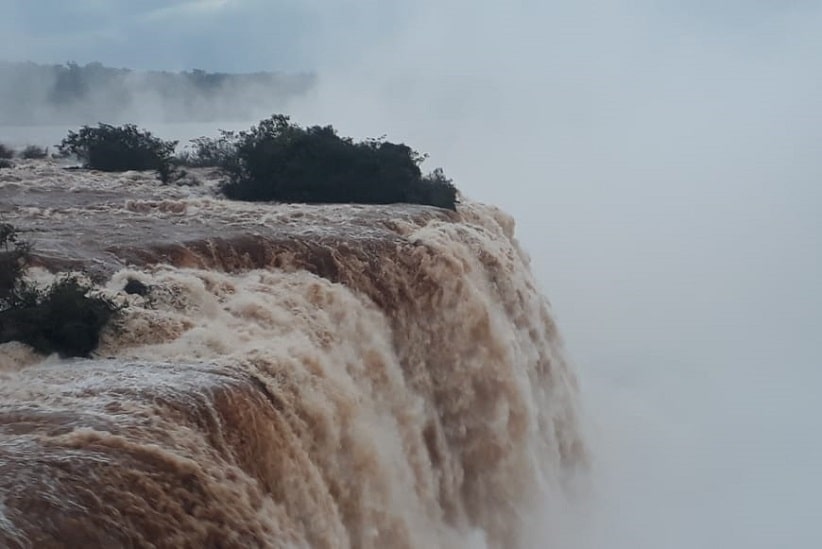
[0,161,586,548]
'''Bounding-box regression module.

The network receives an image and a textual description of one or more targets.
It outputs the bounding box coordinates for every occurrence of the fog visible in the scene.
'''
[288,2,822,547]
[3,1,822,547]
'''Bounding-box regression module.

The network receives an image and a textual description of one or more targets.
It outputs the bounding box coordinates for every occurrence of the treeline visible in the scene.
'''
[0,61,315,125]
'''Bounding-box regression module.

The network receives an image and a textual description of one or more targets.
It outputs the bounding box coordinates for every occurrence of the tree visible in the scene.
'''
[206,115,458,209]
[58,123,177,174]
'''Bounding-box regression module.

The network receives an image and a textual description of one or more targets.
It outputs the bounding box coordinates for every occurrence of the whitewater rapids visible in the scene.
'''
[0,159,585,548]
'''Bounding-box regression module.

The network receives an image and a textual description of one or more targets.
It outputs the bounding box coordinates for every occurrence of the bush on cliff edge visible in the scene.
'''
[0,222,119,357]
[187,115,458,210]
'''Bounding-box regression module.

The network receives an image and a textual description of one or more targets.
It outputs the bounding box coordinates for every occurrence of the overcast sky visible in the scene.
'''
[0,0,408,72]
[1,1,818,72]
[3,2,822,548]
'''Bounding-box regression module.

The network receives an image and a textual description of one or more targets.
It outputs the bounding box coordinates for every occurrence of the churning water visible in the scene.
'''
[0,159,585,548]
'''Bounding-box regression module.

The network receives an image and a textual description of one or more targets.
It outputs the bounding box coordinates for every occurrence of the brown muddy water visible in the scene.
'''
[0,159,585,548]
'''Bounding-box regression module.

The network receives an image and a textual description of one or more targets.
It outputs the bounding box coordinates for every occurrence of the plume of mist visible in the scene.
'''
[284,2,822,548]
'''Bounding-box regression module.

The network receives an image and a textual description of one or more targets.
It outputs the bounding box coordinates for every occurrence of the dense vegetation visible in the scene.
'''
[54,116,457,205]
[184,115,458,210]
[58,123,178,179]
[0,222,119,357]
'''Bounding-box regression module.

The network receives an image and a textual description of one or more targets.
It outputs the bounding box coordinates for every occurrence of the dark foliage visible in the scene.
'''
[176,134,237,168]
[0,277,119,357]
[156,162,179,185]
[0,222,119,357]
[212,115,458,210]
[0,143,14,159]
[58,123,177,174]
[0,159,12,169]
[21,145,49,159]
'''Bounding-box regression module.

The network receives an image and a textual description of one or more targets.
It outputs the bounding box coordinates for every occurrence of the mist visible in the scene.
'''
[285,2,822,547]
[3,1,822,547]
[0,61,314,131]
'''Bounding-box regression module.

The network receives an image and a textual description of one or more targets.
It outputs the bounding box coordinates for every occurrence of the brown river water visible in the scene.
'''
[0,159,585,548]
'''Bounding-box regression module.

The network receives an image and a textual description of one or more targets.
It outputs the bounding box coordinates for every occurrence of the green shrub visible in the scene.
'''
[57,123,177,173]
[21,145,49,159]
[0,159,12,169]
[210,115,458,210]
[0,276,119,357]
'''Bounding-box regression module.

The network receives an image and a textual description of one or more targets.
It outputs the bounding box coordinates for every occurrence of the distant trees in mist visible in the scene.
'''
[0,61,315,125]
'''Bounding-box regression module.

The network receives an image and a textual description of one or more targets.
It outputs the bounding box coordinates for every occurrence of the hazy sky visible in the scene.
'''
[0,0,407,71]
[3,1,822,548]
[1,1,818,71]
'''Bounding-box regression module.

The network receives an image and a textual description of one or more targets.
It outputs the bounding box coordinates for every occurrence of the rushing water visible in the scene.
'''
[0,159,585,548]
